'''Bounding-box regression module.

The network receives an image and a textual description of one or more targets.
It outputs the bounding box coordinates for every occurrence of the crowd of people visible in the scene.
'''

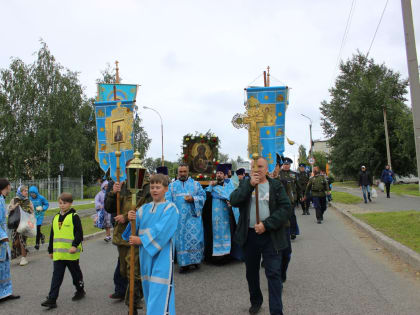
[0,156,355,315]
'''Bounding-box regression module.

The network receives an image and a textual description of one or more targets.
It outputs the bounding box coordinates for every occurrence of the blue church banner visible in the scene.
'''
[94,84,138,181]
[246,86,288,173]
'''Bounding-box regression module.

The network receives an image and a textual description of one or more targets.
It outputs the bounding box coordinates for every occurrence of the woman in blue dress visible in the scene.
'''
[0,178,20,302]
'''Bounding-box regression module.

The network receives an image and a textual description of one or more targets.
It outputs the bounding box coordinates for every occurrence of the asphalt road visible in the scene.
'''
[3,206,420,315]
[333,186,420,212]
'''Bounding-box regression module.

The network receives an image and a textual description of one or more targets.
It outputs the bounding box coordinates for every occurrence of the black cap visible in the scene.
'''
[299,163,306,167]
[156,166,169,175]
[283,157,293,165]
[236,168,245,176]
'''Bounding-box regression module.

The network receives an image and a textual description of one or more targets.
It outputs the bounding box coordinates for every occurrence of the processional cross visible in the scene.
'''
[232,96,267,224]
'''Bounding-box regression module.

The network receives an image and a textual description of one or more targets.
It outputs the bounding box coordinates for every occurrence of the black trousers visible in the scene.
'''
[244,229,283,315]
[114,257,128,296]
[48,260,84,300]
[289,206,298,236]
[313,196,327,220]
[35,225,43,245]
[385,183,391,197]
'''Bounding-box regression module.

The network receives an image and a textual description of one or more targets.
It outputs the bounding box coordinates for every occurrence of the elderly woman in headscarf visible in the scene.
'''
[8,185,33,266]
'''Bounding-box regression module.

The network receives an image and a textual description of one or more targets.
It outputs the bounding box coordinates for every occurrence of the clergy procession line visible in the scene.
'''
[0,153,333,315]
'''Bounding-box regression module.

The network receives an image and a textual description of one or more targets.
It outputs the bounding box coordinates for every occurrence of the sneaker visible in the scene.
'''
[109,293,125,300]
[317,220,322,224]
[19,257,28,266]
[71,289,86,301]
[41,234,45,244]
[72,290,86,301]
[34,245,39,250]
[290,234,296,240]
[104,236,111,242]
[249,304,262,314]
[41,298,57,308]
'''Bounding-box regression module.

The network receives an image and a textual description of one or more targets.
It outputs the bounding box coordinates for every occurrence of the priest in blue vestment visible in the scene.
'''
[203,164,242,264]
[165,163,206,273]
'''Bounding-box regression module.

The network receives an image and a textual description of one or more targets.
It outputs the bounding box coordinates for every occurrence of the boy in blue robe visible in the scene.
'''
[124,174,179,315]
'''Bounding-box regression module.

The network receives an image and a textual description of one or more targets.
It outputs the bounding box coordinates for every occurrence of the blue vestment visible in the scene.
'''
[205,184,233,256]
[0,195,12,299]
[165,178,206,267]
[123,201,179,315]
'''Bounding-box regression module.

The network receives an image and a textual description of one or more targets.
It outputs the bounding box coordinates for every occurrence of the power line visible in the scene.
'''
[331,0,357,86]
[366,0,389,58]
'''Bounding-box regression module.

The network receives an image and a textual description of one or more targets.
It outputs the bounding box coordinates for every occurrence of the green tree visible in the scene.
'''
[320,52,415,178]
[219,153,229,163]
[312,151,328,172]
[298,145,308,165]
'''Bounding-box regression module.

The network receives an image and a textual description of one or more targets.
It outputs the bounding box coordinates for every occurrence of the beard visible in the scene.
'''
[216,177,225,184]
[179,175,188,181]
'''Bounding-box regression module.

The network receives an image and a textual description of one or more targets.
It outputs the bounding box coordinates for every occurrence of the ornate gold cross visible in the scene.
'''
[232,96,271,158]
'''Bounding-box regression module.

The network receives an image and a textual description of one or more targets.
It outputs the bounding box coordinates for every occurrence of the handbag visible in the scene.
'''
[7,206,21,229]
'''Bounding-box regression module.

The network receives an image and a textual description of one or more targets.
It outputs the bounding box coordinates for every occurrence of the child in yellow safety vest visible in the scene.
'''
[41,192,85,309]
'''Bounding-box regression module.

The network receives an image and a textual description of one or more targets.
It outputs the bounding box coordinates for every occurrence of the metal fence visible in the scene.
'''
[5,176,84,203]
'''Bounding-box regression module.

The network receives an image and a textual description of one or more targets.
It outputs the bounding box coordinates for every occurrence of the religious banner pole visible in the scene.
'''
[126,152,146,315]
[114,61,121,216]
[232,66,287,225]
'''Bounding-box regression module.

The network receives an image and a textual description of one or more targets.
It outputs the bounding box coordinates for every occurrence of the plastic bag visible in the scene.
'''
[378,182,385,192]
[371,188,378,198]
[7,207,21,229]
[16,208,37,238]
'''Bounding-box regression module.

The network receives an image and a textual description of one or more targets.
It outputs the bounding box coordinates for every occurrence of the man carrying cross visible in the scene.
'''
[230,157,291,315]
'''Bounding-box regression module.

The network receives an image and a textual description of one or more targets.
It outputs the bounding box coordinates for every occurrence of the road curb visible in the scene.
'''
[331,202,420,271]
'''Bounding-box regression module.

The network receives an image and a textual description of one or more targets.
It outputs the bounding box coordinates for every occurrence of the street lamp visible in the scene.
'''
[143,106,164,166]
[59,163,64,194]
[301,114,313,156]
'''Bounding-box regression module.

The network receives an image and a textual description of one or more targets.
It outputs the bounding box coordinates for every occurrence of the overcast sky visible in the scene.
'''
[2,0,419,165]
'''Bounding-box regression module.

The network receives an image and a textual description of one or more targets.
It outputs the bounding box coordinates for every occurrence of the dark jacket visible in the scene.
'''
[230,177,292,251]
[381,169,394,184]
[358,170,372,186]
[48,208,83,254]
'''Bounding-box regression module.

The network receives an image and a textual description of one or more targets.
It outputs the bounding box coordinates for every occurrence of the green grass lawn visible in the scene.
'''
[333,181,358,188]
[44,203,95,217]
[24,216,101,247]
[353,211,420,254]
[331,191,363,204]
[390,184,420,197]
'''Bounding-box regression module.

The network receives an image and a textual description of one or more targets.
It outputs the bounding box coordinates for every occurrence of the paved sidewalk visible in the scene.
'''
[333,186,420,212]
[4,207,420,314]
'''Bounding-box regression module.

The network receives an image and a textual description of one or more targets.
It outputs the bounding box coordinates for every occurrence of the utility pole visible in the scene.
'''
[401,0,420,191]
[383,106,392,168]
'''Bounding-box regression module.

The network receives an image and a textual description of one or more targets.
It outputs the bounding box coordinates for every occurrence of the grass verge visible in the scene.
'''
[331,191,363,204]
[333,181,358,188]
[390,184,420,197]
[353,211,420,254]
[23,216,101,247]
[44,203,95,217]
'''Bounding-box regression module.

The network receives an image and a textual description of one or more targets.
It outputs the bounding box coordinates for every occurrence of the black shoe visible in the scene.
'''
[179,266,189,274]
[281,275,287,283]
[290,234,296,240]
[368,198,372,202]
[41,234,45,244]
[34,245,39,250]
[387,196,390,198]
[302,212,306,215]
[0,294,20,302]
[109,293,124,300]
[317,220,322,224]
[193,264,200,270]
[364,201,367,204]
[307,211,310,215]
[41,298,57,308]
[72,290,86,301]
[249,304,262,314]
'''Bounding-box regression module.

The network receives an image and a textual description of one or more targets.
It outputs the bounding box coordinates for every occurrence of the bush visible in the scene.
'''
[84,185,101,199]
